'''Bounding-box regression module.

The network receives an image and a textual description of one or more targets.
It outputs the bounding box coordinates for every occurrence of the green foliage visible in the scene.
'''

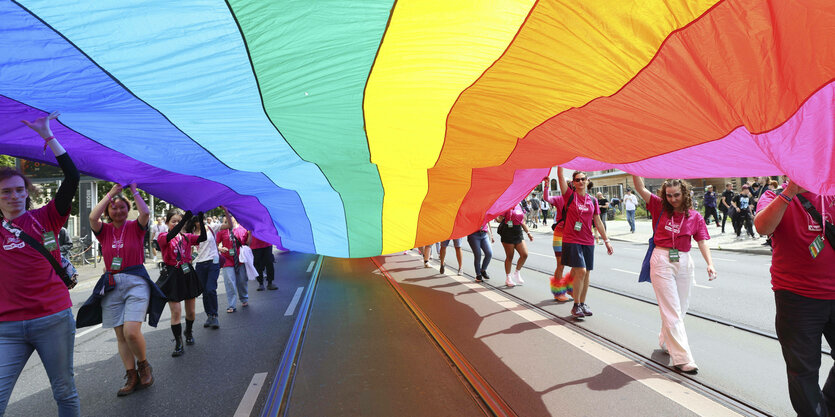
[0,155,15,168]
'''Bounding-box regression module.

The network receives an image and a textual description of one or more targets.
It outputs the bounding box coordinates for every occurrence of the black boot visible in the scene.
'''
[171,323,184,357]
[185,319,195,345]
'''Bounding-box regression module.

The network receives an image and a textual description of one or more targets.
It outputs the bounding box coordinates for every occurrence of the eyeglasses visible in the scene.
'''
[573,178,588,182]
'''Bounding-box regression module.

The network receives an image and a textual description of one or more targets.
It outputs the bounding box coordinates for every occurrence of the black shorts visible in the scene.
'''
[499,224,524,245]
[152,240,161,251]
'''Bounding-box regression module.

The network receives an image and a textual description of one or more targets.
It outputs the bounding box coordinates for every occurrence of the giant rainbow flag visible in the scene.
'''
[1,0,833,257]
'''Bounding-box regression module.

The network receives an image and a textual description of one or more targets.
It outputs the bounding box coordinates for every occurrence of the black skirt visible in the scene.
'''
[156,263,202,302]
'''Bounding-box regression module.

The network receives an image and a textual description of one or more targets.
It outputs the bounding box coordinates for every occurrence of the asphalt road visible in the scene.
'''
[5,252,318,417]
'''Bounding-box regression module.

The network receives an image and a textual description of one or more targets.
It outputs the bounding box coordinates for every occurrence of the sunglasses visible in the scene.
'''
[573,178,588,182]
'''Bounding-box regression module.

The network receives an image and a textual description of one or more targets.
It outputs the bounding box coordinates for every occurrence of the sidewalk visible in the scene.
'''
[528,217,772,256]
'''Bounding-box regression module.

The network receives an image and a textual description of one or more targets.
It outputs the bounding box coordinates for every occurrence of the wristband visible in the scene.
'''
[604,239,610,243]
[132,191,141,196]
[778,193,792,204]
[41,136,55,153]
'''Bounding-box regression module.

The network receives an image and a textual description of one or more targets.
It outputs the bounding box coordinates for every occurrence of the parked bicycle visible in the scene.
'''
[67,235,96,266]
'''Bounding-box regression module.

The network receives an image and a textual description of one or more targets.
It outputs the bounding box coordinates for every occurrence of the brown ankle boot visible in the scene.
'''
[117,369,139,397]
[137,360,154,388]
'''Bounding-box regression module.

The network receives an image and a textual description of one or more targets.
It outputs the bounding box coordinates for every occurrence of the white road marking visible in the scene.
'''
[76,324,102,338]
[611,268,639,275]
[284,287,305,316]
[530,251,555,259]
[694,283,713,289]
[448,274,741,417]
[233,372,268,417]
[306,261,315,272]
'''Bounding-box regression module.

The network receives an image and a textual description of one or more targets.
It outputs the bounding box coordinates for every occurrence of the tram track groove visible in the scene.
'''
[429,252,773,417]
[459,246,832,356]
[372,257,518,417]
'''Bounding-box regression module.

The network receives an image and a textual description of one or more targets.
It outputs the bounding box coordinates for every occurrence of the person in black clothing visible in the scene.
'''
[731,185,756,239]
[594,192,609,244]
[719,183,735,233]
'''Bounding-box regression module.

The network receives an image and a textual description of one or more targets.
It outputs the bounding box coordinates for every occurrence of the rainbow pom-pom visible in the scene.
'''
[550,273,574,296]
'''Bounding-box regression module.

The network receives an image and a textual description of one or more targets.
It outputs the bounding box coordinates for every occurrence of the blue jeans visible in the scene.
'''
[196,261,221,317]
[0,308,80,416]
[774,290,835,417]
[467,231,492,276]
[626,210,636,232]
[222,265,248,309]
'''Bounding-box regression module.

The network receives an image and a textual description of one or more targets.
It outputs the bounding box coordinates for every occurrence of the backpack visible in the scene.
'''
[552,192,575,231]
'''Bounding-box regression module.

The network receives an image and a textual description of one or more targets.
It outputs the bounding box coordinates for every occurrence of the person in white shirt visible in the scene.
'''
[188,214,226,329]
[623,190,639,233]
[150,217,168,263]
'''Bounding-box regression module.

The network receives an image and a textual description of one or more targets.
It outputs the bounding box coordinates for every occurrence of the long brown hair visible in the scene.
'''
[0,167,38,215]
[659,179,693,217]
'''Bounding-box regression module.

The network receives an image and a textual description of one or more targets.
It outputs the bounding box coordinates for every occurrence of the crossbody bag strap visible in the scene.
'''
[3,221,74,288]
[796,195,835,251]
[557,192,575,226]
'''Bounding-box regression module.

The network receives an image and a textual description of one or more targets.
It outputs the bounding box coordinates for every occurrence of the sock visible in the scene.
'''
[171,323,182,338]
[185,319,194,334]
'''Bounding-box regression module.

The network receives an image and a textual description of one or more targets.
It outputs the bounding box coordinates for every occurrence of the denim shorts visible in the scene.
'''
[441,238,463,248]
[101,273,150,328]
[561,242,594,270]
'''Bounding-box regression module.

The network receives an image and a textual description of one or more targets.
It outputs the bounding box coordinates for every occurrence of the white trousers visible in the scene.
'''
[649,247,695,365]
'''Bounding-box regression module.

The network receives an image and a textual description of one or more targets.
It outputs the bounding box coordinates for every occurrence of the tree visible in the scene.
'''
[0,154,16,168]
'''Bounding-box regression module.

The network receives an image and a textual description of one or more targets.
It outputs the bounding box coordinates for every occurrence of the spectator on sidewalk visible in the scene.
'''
[632,176,716,375]
[719,183,736,234]
[703,185,719,226]
[541,198,550,225]
[150,217,167,264]
[754,180,835,417]
[732,185,756,239]
[594,192,609,244]
[529,194,541,229]
[623,189,639,233]
[0,112,81,416]
[557,167,613,318]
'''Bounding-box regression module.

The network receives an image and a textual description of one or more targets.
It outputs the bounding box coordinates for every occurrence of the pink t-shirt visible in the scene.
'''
[217,226,249,265]
[758,191,835,299]
[96,220,147,272]
[561,189,599,245]
[0,201,72,321]
[157,232,200,266]
[501,205,525,225]
[647,194,709,252]
[250,236,271,250]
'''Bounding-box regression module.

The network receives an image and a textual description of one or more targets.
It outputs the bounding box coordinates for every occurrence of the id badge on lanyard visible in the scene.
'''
[669,213,681,262]
[181,263,192,274]
[810,235,824,259]
[574,221,582,231]
[42,231,57,251]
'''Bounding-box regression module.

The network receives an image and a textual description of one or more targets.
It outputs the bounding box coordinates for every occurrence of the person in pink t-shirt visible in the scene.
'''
[496,201,534,288]
[543,177,572,302]
[0,112,81,416]
[755,179,835,416]
[557,167,613,319]
[157,209,206,357]
[89,182,155,395]
[633,176,716,375]
[216,206,251,313]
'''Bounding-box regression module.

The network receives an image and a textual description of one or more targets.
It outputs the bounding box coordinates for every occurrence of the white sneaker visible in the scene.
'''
[513,270,524,285]
[505,274,515,287]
